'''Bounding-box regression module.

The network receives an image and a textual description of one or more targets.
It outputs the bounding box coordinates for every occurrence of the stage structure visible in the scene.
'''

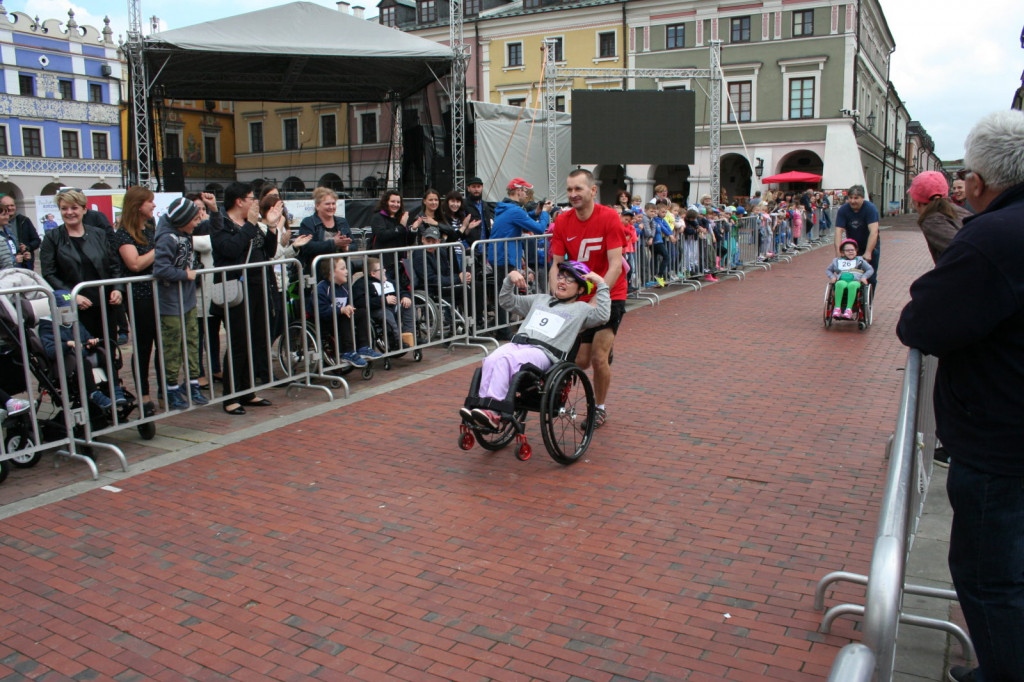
[124,1,454,190]
[542,40,723,204]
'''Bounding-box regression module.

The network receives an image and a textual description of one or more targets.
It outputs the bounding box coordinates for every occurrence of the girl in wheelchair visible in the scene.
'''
[827,238,875,319]
[461,260,609,429]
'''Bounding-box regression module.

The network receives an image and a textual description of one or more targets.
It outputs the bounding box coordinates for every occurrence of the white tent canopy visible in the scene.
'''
[473,102,572,204]
[143,2,453,102]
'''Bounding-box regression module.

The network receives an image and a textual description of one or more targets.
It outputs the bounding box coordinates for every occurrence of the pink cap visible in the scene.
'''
[908,171,949,203]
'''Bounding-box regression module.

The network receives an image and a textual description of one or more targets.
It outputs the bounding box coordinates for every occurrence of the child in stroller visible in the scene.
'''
[39,289,127,413]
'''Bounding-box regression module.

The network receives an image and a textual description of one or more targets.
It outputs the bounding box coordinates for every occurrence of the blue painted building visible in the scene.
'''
[0,7,123,214]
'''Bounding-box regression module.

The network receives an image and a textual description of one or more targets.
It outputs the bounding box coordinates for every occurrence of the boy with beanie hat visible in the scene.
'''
[153,196,207,410]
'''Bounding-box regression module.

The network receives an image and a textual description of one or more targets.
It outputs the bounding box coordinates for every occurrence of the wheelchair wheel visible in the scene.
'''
[823,285,834,328]
[7,432,40,468]
[540,364,596,465]
[476,409,526,451]
[413,293,440,342]
[277,323,319,376]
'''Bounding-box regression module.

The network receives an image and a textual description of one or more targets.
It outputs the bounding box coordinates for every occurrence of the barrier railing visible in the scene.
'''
[816,348,973,680]
[469,233,551,342]
[0,284,106,480]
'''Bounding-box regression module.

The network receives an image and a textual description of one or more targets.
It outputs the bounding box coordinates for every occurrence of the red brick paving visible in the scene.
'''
[0,221,934,680]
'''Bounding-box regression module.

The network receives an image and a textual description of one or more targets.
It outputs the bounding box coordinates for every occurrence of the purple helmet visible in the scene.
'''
[556,260,594,295]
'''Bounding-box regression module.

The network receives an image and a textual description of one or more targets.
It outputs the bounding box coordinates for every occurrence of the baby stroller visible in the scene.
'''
[0,270,152,462]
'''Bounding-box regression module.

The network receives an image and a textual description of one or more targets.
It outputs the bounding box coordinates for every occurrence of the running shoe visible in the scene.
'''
[341,351,368,368]
[471,408,501,430]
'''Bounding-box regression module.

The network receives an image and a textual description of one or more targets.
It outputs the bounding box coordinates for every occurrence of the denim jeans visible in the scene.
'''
[946,459,1024,682]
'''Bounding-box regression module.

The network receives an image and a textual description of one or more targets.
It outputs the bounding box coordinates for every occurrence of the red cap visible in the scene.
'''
[507,177,533,191]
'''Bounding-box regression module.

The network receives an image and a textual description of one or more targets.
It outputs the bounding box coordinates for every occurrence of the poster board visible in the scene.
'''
[33,191,185,237]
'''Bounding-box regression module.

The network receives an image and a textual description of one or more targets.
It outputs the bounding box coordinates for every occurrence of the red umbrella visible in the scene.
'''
[760,170,822,184]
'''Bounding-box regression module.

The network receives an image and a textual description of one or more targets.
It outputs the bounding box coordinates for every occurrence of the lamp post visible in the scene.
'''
[755,157,764,179]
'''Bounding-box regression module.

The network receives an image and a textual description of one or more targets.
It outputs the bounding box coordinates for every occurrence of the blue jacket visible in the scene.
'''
[651,217,672,244]
[488,199,548,267]
[897,182,1024,475]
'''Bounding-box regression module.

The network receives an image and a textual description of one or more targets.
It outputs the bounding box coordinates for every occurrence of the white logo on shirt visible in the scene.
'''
[578,237,604,263]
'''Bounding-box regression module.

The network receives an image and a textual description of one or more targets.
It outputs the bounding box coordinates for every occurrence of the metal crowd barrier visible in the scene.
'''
[67,258,329,449]
[469,233,551,342]
[0,284,120,481]
[816,348,973,681]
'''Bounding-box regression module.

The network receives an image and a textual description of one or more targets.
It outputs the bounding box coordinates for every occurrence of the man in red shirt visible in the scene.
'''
[548,169,626,427]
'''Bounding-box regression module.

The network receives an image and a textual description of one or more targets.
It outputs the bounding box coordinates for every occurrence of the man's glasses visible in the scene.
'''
[0,206,15,213]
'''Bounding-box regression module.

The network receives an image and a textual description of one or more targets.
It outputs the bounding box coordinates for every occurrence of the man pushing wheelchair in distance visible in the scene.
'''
[460,260,609,430]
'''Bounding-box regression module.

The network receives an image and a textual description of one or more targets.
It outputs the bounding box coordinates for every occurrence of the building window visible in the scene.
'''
[61,131,80,158]
[728,81,752,122]
[793,10,814,36]
[203,136,217,163]
[555,95,566,112]
[731,16,751,43]
[524,0,540,8]
[165,132,181,158]
[598,32,616,58]
[507,42,523,67]
[546,37,563,62]
[508,98,526,107]
[249,122,264,153]
[92,132,108,159]
[360,113,378,144]
[417,0,436,23]
[22,128,42,156]
[465,0,480,16]
[283,118,299,150]
[88,83,103,103]
[18,74,34,97]
[58,79,73,101]
[321,114,337,147]
[789,77,815,119]
[666,24,685,49]
[0,125,8,155]
[380,6,396,27]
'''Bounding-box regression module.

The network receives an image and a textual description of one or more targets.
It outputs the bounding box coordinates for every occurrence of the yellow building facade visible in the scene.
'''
[154,99,236,193]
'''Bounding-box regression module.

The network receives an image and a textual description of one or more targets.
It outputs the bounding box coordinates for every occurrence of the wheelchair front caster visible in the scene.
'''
[361,367,374,381]
[858,321,867,330]
[459,425,475,451]
[413,349,422,362]
[383,358,392,371]
[515,435,532,461]
[329,379,343,389]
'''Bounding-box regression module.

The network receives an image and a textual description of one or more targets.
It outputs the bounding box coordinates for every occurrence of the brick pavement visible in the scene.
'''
[0,222,939,681]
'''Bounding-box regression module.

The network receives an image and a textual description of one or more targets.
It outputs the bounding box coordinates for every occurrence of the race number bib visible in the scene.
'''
[334,295,348,308]
[837,258,859,271]
[522,310,565,339]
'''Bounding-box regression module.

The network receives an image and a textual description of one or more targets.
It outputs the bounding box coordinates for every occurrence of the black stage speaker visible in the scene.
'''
[163,157,185,193]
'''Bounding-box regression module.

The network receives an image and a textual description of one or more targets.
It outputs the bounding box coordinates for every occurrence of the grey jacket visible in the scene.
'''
[152,215,197,316]
[498,276,611,362]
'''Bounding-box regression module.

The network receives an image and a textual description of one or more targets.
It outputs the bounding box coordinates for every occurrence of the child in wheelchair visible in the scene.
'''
[313,258,379,368]
[827,238,875,319]
[460,260,610,430]
[352,256,415,353]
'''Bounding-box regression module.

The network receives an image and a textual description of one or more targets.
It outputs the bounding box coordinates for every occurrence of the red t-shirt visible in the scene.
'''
[551,203,627,301]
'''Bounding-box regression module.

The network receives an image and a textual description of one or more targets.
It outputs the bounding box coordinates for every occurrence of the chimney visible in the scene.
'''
[336,1,350,13]
[353,6,365,19]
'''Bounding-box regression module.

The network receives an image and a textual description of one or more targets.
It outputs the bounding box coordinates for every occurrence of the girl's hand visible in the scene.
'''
[400,212,410,228]
[293,234,313,248]
[386,294,397,306]
[830,276,838,283]
[340,305,354,317]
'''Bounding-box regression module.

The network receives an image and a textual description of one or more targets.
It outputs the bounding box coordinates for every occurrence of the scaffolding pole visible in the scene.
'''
[126,0,152,188]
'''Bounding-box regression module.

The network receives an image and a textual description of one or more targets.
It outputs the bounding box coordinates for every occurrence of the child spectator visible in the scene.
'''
[619,211,639,293]
[38,289,114,411]
[352,257,411,352]
[461,261,609,429]
[648,200,674,286]
[314,258,375,368]
[683,209,701,277]
[153,197,208,410]
[827,238,875,319]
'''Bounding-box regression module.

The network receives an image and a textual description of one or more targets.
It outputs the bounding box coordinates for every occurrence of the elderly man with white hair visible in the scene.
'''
[898,109,1024,682]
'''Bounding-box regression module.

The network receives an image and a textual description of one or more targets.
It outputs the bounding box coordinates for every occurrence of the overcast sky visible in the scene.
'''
[10,0,1024,159]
